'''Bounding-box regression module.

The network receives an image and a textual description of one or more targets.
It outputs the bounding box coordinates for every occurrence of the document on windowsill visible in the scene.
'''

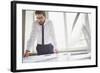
[23,53,58,63]
[23,52,91,63]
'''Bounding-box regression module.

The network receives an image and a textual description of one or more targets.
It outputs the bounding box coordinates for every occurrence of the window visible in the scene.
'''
[23,10,91,54]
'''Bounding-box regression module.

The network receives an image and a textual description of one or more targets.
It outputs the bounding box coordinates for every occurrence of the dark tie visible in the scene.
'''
[42,24,44,45]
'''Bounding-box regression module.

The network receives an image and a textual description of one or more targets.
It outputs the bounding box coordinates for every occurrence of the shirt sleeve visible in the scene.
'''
[26,22,37,51]
[49,20,57,49]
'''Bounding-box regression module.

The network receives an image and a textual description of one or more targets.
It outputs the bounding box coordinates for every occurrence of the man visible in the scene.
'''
[24,11,58,57]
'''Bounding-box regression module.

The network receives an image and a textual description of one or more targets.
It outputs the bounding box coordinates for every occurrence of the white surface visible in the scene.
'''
[0,0,100,73]
[23,52,91,63]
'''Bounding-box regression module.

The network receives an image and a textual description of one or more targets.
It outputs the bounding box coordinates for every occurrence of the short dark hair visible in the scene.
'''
[35,11,46,17]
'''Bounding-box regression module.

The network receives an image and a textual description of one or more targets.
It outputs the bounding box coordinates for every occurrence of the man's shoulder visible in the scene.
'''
[32,21,38,28]
[33,21,37,24]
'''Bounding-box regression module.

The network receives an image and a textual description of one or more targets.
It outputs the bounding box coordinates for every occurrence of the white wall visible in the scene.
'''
[0,0,100,73]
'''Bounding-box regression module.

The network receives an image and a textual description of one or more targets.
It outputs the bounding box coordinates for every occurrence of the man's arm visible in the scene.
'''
[24,22,37,57]
[49,21,58,53]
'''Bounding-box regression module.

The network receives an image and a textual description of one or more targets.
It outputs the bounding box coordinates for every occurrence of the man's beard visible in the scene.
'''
[39,21,45,25]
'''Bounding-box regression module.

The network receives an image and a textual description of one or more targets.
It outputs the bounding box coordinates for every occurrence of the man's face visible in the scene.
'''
[36,14,46,25]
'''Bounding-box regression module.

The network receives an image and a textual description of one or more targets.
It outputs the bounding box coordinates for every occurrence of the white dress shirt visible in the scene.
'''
[27,19,57,51]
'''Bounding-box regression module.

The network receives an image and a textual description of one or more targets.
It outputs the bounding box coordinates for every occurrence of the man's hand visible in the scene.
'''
[24,50,31,57]
[54,49,58,54]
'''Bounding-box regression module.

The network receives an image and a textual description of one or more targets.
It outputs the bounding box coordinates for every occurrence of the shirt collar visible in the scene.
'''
[36,19,48,26]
